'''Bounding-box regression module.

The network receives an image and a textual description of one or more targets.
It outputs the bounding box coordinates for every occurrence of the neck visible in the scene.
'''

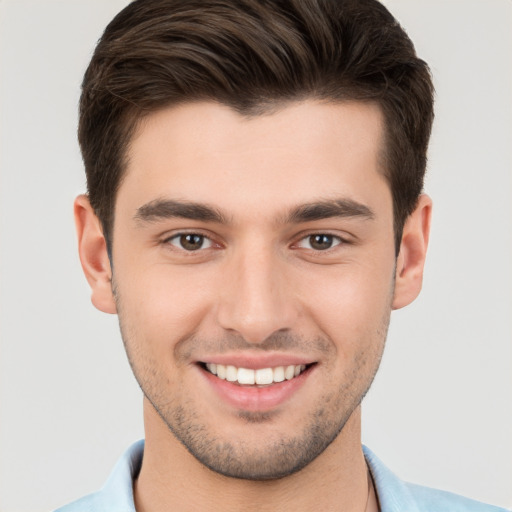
[135,399,369,512]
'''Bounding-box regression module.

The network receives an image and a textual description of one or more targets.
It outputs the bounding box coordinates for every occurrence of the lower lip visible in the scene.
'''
[200,366,312,412]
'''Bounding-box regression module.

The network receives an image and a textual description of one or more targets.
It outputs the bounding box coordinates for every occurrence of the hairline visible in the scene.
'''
[99,95,407,255]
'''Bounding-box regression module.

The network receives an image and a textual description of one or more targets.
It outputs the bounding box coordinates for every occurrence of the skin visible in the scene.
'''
[76,100,431,512]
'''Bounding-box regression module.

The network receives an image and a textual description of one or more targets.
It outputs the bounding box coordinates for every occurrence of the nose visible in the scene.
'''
[217,243,298,344]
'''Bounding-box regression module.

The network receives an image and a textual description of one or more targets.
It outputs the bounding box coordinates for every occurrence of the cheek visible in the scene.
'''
[298,261,395,345]
[114,264,216,350]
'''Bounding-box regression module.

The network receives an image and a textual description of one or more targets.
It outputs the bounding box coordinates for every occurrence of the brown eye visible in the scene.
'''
[296,234,342,251]
[169,233,212,251]
[309,234,335,250]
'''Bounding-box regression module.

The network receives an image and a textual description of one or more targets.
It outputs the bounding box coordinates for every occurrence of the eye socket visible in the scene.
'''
[296,234,343,251]
[167,233,213,251]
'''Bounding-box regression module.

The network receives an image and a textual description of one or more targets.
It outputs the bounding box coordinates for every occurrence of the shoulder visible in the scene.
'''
[53,440,144,512]
[363,446,510,512]
[405,482,510,512]
[54,491,105,512]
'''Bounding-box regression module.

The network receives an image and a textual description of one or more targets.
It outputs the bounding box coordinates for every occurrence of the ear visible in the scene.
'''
[74,195,117,314]
[392,194,432,310]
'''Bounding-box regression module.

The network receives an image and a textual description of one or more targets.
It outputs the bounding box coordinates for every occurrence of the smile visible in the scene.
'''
[204,363,307,386]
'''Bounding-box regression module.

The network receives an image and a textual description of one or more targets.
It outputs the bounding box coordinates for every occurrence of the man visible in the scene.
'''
[55,0,508,511]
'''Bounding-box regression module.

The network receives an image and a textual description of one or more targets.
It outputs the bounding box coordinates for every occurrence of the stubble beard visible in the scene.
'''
[119,333,387,481]
[113,280,390,481]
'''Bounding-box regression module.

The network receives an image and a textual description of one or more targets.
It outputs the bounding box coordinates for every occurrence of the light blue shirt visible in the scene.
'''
[55,440,509,511]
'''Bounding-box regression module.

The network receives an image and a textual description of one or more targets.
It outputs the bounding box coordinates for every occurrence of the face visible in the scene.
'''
[109,100,397,479]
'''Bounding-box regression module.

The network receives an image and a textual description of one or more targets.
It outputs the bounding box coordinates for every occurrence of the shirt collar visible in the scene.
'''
[99,441,416,512]
[363,445,420,512]
[97,439,143,511]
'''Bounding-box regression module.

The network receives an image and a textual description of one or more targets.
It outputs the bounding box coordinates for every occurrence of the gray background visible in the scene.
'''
[0,1,511,510]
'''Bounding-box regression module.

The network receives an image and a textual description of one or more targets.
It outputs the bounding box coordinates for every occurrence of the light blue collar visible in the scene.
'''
[56,440,508,512]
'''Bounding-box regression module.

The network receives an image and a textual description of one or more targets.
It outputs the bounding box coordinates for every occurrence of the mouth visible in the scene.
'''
[200,362,310,386]
[196,357,316,411]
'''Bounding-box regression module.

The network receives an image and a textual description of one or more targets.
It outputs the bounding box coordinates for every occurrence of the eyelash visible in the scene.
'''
[164,232,216,252]
[162,231,348,253]
[294,233,345,251]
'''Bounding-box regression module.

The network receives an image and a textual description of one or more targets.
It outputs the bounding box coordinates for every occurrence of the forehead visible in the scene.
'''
[118,100,389,220]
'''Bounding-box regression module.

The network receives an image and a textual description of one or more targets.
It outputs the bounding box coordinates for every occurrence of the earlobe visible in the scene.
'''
[74,195,117,314]
[392,194,432,310]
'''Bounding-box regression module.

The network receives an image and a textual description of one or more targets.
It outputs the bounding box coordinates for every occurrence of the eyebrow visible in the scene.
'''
[134,199,228,224]
[134,197,375,226]
[285,199,375,223]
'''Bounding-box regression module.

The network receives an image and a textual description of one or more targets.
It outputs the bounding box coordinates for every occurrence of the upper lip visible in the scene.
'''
[197,353,315,369]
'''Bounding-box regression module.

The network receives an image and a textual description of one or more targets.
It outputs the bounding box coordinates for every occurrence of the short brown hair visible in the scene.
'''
[79,0,434,253]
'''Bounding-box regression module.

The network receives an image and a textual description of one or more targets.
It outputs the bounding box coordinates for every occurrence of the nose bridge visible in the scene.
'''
[217,238,296,343]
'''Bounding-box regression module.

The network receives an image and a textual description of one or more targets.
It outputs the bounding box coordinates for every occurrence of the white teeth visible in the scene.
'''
[237,367,255,385]
[226,365,237,382]
[255,368,273,385]
[206,363,217,375]
[206,363,307,385]
[216,364,227,380]
[285,365,295,380]
[273,366,285,382]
